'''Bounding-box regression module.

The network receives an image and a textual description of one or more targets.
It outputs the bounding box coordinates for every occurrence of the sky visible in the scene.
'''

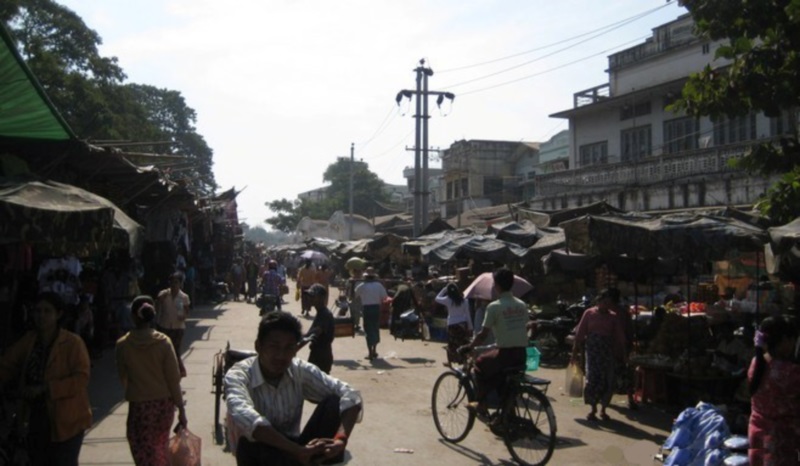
[58,0,687,229]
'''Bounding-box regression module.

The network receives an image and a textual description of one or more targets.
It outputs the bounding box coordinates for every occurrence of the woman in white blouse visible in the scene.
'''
[435,283,473,365]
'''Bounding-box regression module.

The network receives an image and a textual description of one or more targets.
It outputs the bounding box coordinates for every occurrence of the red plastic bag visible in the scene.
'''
[169,426,201,466]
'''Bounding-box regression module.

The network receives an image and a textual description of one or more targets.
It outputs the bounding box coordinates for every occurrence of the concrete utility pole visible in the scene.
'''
[396,59,454,237]
[348,142,354,241]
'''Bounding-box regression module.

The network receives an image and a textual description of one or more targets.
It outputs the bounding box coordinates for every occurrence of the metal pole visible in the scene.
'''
[349,142,354,241]
[413,61,423,237]
[422,66,431,231]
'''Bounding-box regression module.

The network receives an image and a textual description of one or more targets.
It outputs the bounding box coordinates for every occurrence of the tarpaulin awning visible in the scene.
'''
[0,179,141,255]
[561,212,769,262]
[421,234,528,264]
[0,25,75,141]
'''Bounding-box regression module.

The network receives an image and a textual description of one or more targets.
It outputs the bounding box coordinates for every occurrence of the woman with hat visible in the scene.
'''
[570,289,627,422]
[354,267,387,360]
[116,295,187,465]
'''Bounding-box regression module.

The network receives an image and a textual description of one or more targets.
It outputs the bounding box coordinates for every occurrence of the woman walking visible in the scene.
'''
[570,289,626,422]
[0,292,92,466]
[116,295,187,465]
[435,282,473,364]
[748,316,800,465]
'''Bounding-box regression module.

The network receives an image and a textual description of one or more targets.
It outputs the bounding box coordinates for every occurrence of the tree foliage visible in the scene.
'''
[264,159,390,232]
[322,158,389,217]
[675,0,800,223]
[1,0,216,195]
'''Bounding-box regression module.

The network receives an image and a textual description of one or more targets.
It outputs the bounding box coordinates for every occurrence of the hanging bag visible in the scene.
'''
[565,361,584,398]
[169,425,202,466]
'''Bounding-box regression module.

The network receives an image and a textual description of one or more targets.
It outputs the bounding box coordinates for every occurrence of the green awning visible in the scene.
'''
[0,24,75,141]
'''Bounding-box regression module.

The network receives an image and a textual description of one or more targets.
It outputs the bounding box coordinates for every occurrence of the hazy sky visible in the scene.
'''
[57,0,686,228]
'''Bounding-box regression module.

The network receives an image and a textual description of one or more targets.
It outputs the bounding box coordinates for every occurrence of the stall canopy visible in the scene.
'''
[421,234,528,263]
[0,25,75,141]
[767,217,800,281]
[0,179,142,255]
[484,220,546,248]
[561,213,769,262]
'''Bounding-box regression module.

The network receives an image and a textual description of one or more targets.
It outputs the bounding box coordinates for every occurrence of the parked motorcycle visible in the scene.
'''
[531,295,590,365]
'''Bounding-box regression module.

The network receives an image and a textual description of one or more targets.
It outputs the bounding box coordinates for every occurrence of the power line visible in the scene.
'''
[438,1,674,75]
[457,34,649,97]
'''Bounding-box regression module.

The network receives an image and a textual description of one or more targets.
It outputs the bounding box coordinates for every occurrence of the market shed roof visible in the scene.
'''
[0,24,75,141]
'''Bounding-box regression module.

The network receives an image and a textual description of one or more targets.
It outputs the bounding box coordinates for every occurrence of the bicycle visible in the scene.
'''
[430,346,557,466]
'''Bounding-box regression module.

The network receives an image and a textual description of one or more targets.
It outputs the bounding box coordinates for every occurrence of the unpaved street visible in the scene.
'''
[80,283,672,466]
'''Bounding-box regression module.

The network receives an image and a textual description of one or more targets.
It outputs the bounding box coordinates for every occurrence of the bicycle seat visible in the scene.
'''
[522,375,551,386]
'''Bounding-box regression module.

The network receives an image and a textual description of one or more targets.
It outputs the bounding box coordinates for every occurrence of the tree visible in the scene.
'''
[1,0,217,195]
[322,158,389,217]
[264,159,390,232]
[675,0,800,223]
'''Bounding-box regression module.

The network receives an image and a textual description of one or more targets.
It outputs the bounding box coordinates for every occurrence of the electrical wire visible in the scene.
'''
[438,1,674,76]
[457,34,649,97]
[357,104,400,153]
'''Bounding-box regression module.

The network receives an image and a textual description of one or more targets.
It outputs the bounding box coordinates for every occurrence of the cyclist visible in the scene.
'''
[261,260,285,311]
[459,267,529,417]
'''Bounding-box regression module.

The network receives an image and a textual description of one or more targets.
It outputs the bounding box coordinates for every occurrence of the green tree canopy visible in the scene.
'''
[675,0,800,223]
[265,158,390,232]
[322,158,389,217]
[1,0,216,195]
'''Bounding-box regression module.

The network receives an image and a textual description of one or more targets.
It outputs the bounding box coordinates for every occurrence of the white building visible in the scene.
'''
[532,14,782,212]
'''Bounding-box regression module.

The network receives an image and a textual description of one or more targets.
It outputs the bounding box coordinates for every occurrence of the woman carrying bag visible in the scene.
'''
[435,282,473,365]
[116,295,187,465]
[570,289,626,422]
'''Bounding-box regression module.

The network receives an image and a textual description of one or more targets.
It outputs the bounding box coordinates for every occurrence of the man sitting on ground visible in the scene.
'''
[225,311,362,466]
[459,267,528,416]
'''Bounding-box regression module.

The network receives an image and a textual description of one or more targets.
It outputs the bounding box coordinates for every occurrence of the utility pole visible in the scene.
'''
[396,59,454,237]
[348,142,354,241]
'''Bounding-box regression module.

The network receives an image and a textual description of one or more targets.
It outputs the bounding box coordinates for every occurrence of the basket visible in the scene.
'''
[526,346,541,372]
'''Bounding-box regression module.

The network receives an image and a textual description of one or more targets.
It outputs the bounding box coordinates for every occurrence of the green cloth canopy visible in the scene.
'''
[0,24,75,141]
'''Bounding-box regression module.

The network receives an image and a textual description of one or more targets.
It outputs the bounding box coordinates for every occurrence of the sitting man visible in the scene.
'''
[225,311,362,466]
[459,267,528,416]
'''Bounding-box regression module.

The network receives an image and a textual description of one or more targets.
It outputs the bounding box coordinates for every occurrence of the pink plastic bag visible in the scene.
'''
[169,426,201,466]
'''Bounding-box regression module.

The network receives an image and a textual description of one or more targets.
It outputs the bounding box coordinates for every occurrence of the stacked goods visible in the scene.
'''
[594,264,618,289]
[694,283,719,303]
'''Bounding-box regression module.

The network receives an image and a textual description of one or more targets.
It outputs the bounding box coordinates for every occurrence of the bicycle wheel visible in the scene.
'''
[533,330,561,364]
[502,385,557,466]
[431,371,475,442]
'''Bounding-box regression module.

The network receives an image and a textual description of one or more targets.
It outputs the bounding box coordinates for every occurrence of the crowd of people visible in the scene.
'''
[3,247,800,465]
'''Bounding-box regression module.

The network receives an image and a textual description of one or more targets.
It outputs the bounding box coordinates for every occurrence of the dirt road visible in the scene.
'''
[80,283,672,465]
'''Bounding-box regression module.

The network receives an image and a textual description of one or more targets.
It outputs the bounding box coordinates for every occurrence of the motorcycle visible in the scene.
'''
[531,295,590,365]
[256,294,279,315]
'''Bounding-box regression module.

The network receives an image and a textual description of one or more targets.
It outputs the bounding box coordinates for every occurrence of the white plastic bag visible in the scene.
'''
[565,362,584,398]
[169,426,201,466]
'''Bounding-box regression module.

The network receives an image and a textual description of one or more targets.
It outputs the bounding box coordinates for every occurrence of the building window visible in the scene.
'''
[579,141,608,167]
[770,108,795,136]
[713,113,756,145]
[483,177,502,197]
[527,171,536,180]
[702,43,710,54]
[461,178,468,197]
[621,125,652,162]
[620,101,651,121]
[446,181,453,200]
[663,117,699,154]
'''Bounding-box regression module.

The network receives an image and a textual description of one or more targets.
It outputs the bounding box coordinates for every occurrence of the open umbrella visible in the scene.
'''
[299,250,328,262]
[463,272,533,300]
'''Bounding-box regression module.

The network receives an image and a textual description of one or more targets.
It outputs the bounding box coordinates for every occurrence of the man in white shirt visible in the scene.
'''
[354,267,387,360]
[156,271,190,377]
[225,311,362,465]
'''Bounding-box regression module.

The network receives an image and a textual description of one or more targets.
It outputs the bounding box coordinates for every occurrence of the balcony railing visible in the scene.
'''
[574,84,611,108]
[532,143,752,198]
